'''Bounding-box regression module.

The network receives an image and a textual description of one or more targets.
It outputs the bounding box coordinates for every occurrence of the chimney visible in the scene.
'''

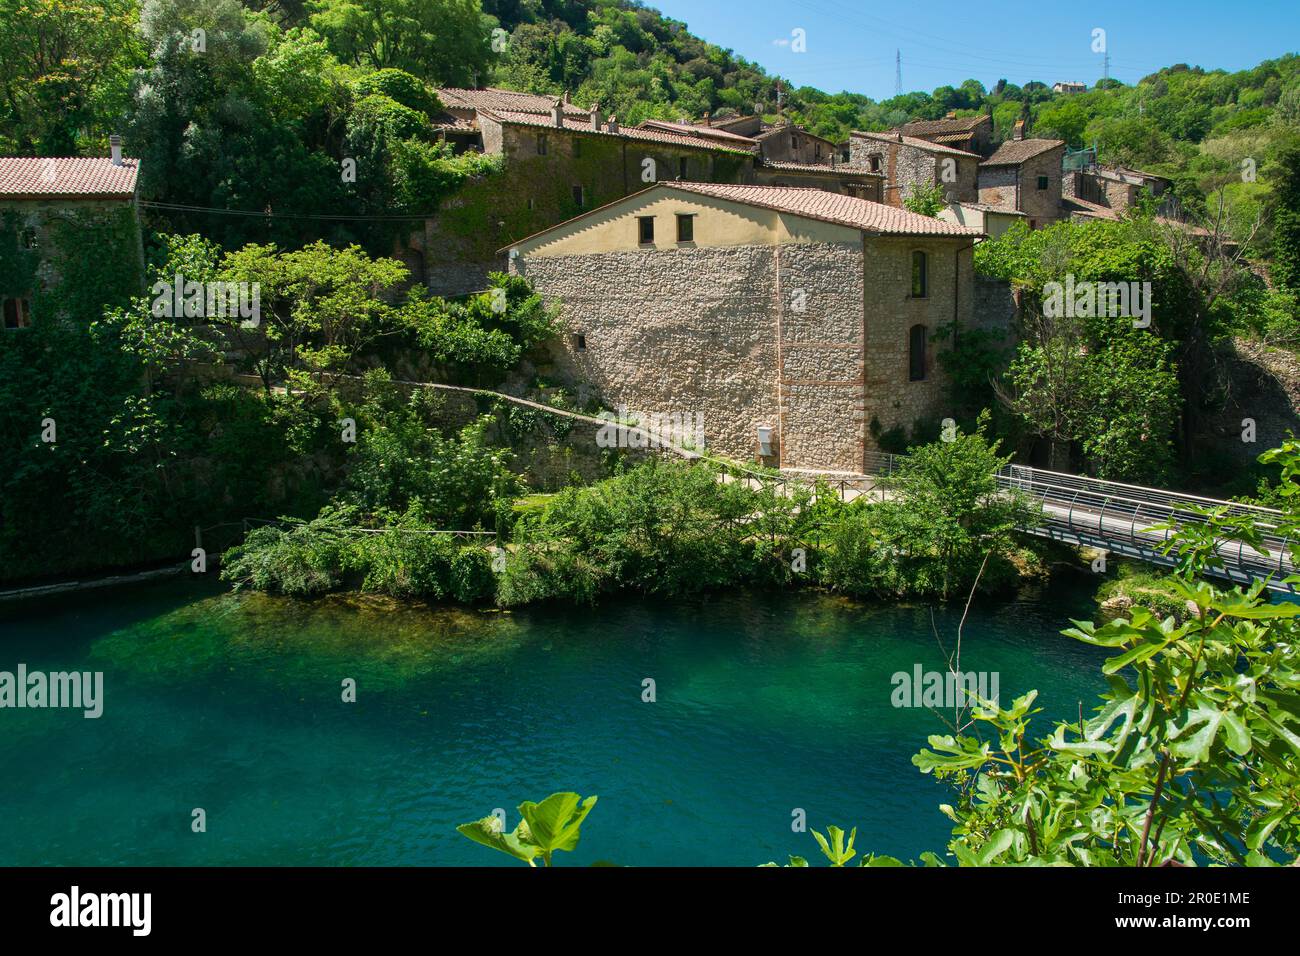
[590,102,603,130]
[1012,119,1025,141]
[110,134,123,166]
[703,112,711,127]
[562,90,571,106]
[945,110,957,119]
[550,98,563,128]
[607,114,619,134]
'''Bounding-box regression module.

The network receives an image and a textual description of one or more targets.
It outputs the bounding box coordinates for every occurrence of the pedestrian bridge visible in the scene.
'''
[859,452,1297,593]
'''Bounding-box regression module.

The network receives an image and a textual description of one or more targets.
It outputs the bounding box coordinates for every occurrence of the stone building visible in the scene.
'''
[0,142,143,329]
[848,131,979,208]
[420,91,883,295]
[895,113,993,157]
[1062,163,1175,220]
[505,182,981,475]
[976,137,1066,228]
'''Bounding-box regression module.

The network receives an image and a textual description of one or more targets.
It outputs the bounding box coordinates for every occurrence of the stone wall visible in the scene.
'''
[513,234,970,473]
[974,275,1018,332]
[862,237,969,439]
[849,135,976,208]
[1019,147,1066,226]
[977,165,1018,212]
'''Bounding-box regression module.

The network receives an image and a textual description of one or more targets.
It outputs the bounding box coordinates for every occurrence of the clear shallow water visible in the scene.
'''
[0,579,1109,866]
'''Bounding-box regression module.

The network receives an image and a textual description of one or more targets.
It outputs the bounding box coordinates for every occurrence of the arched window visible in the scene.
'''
[909,324,927,381]
[911,250,927,298]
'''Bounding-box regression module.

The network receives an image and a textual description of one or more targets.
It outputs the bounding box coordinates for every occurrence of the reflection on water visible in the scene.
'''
[0,577,1109,866]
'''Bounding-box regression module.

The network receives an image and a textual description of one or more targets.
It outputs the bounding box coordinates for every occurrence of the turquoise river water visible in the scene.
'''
[0,578,1111,866]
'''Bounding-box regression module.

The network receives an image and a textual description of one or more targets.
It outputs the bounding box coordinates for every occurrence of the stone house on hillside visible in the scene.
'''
[505,182,982,475]
[0,141,143,329]
[1062,163,1175,220]
[848,131,979,208]
[895,113,993,157]
[421,90,883,295]
[977,137,1066,228]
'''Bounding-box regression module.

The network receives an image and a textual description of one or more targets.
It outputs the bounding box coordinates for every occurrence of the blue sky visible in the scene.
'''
[648,0,1300,100]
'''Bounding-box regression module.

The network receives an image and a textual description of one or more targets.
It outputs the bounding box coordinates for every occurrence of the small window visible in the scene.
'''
[1029,219,1037,230]
[3,297,31,329]
[909,324,927,381]
[572,185,584,207]
[814,143,822,160]
[20,228,37,250]
[679,157,688,179]
[638,216,655,244]
[676,214,694,242]
[791,134,800,150]
[527,197,535,210]
[1037,175,1049,190]
[573,138,582,158]
[572,333,587,352]
[537,134,548,155]
[870,155,881,173]
[911,250,928,298]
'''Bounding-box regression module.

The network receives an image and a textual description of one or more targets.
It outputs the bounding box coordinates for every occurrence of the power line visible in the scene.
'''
[139,200,436,222]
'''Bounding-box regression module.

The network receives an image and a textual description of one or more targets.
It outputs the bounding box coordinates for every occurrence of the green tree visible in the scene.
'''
[308,0,493,85]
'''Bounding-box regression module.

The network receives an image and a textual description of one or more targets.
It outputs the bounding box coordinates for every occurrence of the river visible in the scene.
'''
[0,577,1110,866]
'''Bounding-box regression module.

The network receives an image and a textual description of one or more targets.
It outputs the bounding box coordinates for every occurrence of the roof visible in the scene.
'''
[897,115,990,137]
[660,183,981,236]
[1062,195,1120,220]
[436,87,590,116]
[0,156,140,199]
[478,109,758,156]
[981,138,1066,166]
[759,159,881,177]
[639,119,759,145]
[755,124,837,145]
[502,182,982,252]
[850,130,980,159]
[952,201,1027,216]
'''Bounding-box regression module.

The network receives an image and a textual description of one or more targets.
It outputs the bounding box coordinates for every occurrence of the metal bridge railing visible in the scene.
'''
[861,453,1297,589]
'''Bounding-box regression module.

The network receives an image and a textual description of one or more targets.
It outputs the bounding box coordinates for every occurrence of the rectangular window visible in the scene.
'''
[537,134,548,155]
[3,297,31,329]
[20,227,37,250]
[679,157,688,180]
[1037,175,1049,190]
[638,216,655,244]
[573,138,581,158]
[572,185,584,207]
[909,324,927,382]
[814,143,822,160]
[911,251,927,298]
[572,333,587,352]
[676,214,694,242]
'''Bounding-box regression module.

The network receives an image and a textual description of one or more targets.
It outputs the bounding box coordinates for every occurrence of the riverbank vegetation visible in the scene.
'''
[219,415,1060,606]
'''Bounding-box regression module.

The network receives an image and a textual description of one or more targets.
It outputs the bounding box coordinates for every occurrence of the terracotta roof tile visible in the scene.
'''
[759,159,881,177]
[0,156,139,198]
[639,119,759,145]
[437,87,589,116]
[1062,195,1120,220]
[667,183,982,236]
[479,109,758,156]
[981,138,1066,166]
[897,115,991,136]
